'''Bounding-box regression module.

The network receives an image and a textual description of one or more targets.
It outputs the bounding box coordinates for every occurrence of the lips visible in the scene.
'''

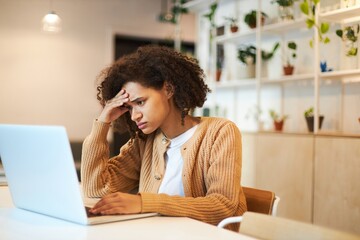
[137,122,147,130]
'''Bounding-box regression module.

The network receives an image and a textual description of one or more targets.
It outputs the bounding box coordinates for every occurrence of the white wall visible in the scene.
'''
[0,0,195,141]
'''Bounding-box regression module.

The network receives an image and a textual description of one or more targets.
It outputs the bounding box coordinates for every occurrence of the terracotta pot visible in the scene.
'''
[230,26,239,33]
[216,69,222,82]
[283,65,294,75]
[274,120,284,131]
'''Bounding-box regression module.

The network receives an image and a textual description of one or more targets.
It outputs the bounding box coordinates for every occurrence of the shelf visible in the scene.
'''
[214,18,309,44]
[261,73,314,84]
[262,18,308,35]
[183,0,233,13]
[214,79,257,89]
[320,5,360,23]
[319,69,360,80]
[215,30,256,45]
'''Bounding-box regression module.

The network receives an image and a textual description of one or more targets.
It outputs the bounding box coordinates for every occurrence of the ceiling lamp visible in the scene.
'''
[42,11,62,33]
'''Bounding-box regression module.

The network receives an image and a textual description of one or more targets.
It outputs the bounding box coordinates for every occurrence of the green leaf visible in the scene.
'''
[306,19,314,29]
[313,0,320,5]
[309,40,313,48]
[324,37,330,44]
[288,42,297,50]
[320,22,329,34]
[300,2,309,15]
[336,29,343,38]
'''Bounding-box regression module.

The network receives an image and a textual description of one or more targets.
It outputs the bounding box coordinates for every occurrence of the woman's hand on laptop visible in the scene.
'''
[89,192,141,215]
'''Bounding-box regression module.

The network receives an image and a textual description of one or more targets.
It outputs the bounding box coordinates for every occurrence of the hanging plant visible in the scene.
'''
[158,0,188,24]
[300,0,330,47]
[336,24,359,56]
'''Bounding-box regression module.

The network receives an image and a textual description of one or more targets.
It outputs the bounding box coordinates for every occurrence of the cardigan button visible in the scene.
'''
[154,174,162,180]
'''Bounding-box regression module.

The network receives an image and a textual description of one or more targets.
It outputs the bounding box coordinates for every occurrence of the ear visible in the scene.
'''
[164,82,174,99]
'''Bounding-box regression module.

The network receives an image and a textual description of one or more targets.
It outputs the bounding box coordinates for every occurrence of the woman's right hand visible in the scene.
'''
[97,89,130,124]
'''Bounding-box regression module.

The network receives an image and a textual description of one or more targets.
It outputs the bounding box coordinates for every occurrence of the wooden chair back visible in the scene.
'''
[240,212,360,240]
[243,186,275,215]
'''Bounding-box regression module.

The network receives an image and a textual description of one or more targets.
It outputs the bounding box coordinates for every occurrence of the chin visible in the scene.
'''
[140,127,155,135]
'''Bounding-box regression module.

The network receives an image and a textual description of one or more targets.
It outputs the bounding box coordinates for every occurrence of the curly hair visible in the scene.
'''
[96,45,211,139]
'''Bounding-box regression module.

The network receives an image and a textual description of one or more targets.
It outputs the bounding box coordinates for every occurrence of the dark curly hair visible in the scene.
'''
[96,45,211,139]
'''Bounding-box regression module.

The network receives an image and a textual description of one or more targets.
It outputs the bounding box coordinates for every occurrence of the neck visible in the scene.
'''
[161,115,199,139]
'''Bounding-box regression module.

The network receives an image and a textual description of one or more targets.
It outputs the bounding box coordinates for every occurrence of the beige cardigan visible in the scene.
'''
[81,117,247,231]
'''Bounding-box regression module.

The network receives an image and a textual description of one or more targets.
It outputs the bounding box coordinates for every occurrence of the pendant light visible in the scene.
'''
[42,1,61,33]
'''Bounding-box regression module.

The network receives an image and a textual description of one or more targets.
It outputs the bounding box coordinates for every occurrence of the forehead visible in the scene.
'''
[123,81,164,101]
[123,82,147,95]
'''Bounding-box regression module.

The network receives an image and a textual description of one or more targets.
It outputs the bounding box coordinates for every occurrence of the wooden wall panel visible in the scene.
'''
[314,137,360,235]
[254,133,314,223]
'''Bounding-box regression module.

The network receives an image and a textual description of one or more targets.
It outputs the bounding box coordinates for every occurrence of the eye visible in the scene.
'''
[137,100,145,106]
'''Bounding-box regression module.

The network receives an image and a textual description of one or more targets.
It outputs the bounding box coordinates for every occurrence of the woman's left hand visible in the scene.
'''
[89,192,142,215]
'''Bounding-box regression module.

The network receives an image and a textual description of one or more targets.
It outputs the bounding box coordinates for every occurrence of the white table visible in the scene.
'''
[0,187,257,240]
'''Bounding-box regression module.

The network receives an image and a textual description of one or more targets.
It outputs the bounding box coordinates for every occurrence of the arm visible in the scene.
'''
[81,120,143,197]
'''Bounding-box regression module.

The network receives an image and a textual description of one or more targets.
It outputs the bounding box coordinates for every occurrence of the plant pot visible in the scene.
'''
[246,64,256,78]
[248,16,265,29]
[283,65,294,75]
[305,116,324,132]
[274,120,284,131]
[216,69,222,82]
[230,25,239,33]
[278,5,294,21]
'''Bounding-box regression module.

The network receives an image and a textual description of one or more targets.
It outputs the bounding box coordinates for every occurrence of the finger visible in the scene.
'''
[91,193,121,210]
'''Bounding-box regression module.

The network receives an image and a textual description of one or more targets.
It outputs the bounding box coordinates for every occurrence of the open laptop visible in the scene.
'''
[0,124,157,225]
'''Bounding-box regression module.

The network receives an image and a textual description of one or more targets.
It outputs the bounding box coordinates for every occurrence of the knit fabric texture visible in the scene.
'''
[81,117,247,231]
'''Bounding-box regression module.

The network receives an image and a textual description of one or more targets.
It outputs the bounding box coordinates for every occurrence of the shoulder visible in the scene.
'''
[192,117,241,143]
[198,117,240,132]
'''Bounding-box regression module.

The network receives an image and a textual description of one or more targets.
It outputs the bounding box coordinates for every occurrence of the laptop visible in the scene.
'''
[0,124,157,225]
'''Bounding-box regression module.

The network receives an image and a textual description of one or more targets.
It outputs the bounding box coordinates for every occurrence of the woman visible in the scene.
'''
[81,45,247,231]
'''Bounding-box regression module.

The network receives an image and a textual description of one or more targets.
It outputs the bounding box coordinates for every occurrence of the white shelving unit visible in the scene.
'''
[185,0,360,136]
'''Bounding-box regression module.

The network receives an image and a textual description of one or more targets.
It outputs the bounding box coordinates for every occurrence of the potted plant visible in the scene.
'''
[245,105,264,130]
[304,107,324,132]
[244,10,268,29]
[224,16,239,33]
[283,41,297,75]
[272,0,297,21]
[238,43,280,64]
[237,45,257,78]
[237,43,280,78]
[269,110,288,131]
[336,24,359,57]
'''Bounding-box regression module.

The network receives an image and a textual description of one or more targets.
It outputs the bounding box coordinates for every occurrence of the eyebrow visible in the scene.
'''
[129,97,143,103]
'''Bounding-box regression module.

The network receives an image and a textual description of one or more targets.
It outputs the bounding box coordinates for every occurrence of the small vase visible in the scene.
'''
[278,5,294,21]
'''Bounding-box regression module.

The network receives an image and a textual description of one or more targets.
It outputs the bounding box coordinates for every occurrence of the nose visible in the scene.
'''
[130,108,142,122]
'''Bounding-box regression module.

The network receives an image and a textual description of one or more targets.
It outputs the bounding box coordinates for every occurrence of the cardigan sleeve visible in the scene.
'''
[139,120,246,231]
[81,120,143,197]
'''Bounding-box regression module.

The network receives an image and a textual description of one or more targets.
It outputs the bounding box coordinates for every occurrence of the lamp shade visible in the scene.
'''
[42,11,61,32]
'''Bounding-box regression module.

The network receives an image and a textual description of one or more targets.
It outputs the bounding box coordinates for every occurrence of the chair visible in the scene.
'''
[217,187,280,228]
[238,212,360,240]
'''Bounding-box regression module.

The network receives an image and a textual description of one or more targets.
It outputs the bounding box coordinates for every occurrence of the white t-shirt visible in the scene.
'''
[158,125,198,196]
